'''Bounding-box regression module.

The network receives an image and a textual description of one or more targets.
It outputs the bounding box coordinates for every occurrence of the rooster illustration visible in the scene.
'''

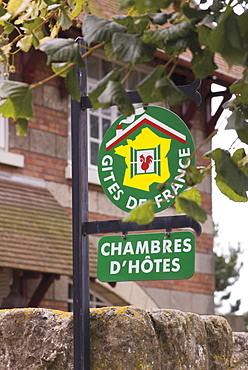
[140,154,153,173]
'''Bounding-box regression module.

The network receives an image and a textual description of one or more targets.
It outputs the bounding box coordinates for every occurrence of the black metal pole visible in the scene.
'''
[70,38,202,369]
[71,38,90,370]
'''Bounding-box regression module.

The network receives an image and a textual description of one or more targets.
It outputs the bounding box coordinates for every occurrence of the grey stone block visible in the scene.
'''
[9,124,29,150]
[0,307,236,369]
[55,135,68,160]
[30,129,56,156]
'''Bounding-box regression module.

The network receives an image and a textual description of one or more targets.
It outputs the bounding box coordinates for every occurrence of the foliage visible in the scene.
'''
[175,187,207,223]
[215,244,243,314]
[243,311,248,331]
[123,200,154,225]
[0,0,248,223]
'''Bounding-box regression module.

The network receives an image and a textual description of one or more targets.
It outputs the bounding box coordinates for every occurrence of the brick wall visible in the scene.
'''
[39,300,68,312]
[138,273,215,296]
[7,55,70,185]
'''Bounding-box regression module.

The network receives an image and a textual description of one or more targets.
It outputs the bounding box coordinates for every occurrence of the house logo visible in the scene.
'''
[114,127,171,192]
[132,146,160,176]
[98,106,195,214]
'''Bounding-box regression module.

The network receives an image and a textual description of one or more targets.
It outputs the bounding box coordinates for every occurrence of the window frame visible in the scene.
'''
[0,71,24,168]
[87,78,120,184]
[65,51,153,184]
[68,283,112,311]
[0,115,8,152]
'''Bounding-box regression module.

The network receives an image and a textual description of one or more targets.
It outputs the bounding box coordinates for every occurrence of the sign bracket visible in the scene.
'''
[81,80,202,110]
[82,215,202,237]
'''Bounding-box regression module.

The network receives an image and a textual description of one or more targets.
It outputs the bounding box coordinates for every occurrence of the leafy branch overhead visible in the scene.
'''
[0,0,248,222]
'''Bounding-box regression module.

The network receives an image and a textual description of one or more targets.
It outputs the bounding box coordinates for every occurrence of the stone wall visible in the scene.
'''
[0,307,247,369]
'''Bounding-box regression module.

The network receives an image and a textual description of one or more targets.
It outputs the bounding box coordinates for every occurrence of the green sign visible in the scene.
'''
[97,231,195,282]
[98,106,195,213]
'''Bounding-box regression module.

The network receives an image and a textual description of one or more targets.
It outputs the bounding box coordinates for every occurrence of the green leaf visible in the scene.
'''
[191,49,217,79]
[23,18,44,41]
[98,80,134,117]
[185,31,202,55]
[137,65,165,103]
[232,148,248,177]
[236,129,248,146]
[151,28,201,57]
[230,80,248,105]
[88,70,120,109]
[142,32,165,50]
[164,37,190,56]
[226,110,248,145]
[210,0,225,13]
[43,0,58,5]
[82,14,127,45]
[23,17,43,31]
[39,38,85,68]
[237,154,248,172]
[17,35,33,52]
[69,0,84,20]
[209,148,248,201]
[65,68,80,102]
[176,187,202,206]
[58,10,73,30]
[155,77,186,105]
[147,19,197,43]
[123,200,154,225]
[0,81,33,121]
[185,166,204,187]
[0,99,14,118]
[31,31,40,48]
[7,0,30,17]
[119,0,173,13]
[237,11,248,64]
[0,5,6,17]
[16,118,28,136]
[113,15,150,33]
[182,3,209,20]
[239,105,248,120]
[216,179,247,202]
[232,148,246,163]
[175,195,207,223]
[104,42,118,61]
[210,6,244,66]
[197,25,212,48]
[2,21,15,34]
[147,13,171,25]
[0,48,8,64]
[226,110,246,130]
[51,62,73,77]
[112,33,156,66]
[237,10,248,39]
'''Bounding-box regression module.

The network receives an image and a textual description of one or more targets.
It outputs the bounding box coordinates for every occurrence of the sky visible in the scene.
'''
[212,115,248,315]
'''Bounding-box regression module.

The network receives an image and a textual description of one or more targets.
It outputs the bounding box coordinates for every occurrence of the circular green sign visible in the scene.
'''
[98,106,195,213]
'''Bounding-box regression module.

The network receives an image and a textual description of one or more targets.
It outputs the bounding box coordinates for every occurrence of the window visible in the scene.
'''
[65,93,119,182]
[66,52,151,184]
[211,83,227,116]
[0,70,24,167]
[0,68,8,153]
[68,283,111,311]
[0,115,7,151]
[87,81,120,183]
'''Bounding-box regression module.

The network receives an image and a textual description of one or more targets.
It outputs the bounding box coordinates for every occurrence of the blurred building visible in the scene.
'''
[0,2,242,313]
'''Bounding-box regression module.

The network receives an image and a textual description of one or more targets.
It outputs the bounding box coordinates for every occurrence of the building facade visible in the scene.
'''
[0,9,242,313]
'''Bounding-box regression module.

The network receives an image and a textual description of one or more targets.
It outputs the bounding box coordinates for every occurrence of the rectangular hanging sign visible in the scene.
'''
[97,231,195,282]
